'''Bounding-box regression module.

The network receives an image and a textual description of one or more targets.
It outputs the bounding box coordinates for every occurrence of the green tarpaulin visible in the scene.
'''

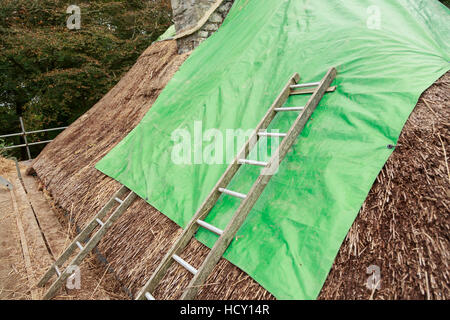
[96,0,449,299]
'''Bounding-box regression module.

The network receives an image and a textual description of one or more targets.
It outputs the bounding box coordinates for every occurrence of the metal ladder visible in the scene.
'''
[37,185,137,299]
[136,67,337,300]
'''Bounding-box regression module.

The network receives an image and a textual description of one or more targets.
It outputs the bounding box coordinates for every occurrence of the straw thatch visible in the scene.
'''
[319,72,449,300]
[0,156,15,175]
[30,38,449,299]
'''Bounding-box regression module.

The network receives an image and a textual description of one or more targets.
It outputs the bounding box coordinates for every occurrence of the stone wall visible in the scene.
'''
[171,0,234,53]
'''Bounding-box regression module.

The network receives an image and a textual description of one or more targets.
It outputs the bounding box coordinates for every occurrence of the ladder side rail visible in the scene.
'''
[41,190,136,299]
[181,68,337,299]
[37,185,129,287]
[135,73,300,300]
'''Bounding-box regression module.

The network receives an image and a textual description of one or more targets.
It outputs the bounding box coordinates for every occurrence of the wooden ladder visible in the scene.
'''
[135,67,337,300]
[37,185,137,299]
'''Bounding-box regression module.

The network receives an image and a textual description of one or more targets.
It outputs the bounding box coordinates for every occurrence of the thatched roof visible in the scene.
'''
[320,72,449,300]
[31,40,449,299]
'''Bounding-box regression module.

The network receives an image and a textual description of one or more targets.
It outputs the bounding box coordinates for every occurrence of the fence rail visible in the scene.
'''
[0,117,67,160]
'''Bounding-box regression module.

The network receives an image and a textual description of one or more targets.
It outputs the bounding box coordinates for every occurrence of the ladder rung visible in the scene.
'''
[258,132,287,138]
[54,265,61,277]
[172,254,198,275]
[274,106,305,112]
[197,220,224,236]
[76,241,84,251]
[218,188,247,199]
[96,218,104,227]
[238,159,268,167]
[37,186,137,300]
[290,86,336,95]
[145,292,156,300]
[290,81,320,89]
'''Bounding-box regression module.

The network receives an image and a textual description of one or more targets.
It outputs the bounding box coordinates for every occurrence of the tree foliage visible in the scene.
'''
[0,0,171,158]
[1,0,447,159]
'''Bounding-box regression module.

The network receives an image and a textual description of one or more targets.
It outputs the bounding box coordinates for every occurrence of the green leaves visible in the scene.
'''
[0,0,172,158]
